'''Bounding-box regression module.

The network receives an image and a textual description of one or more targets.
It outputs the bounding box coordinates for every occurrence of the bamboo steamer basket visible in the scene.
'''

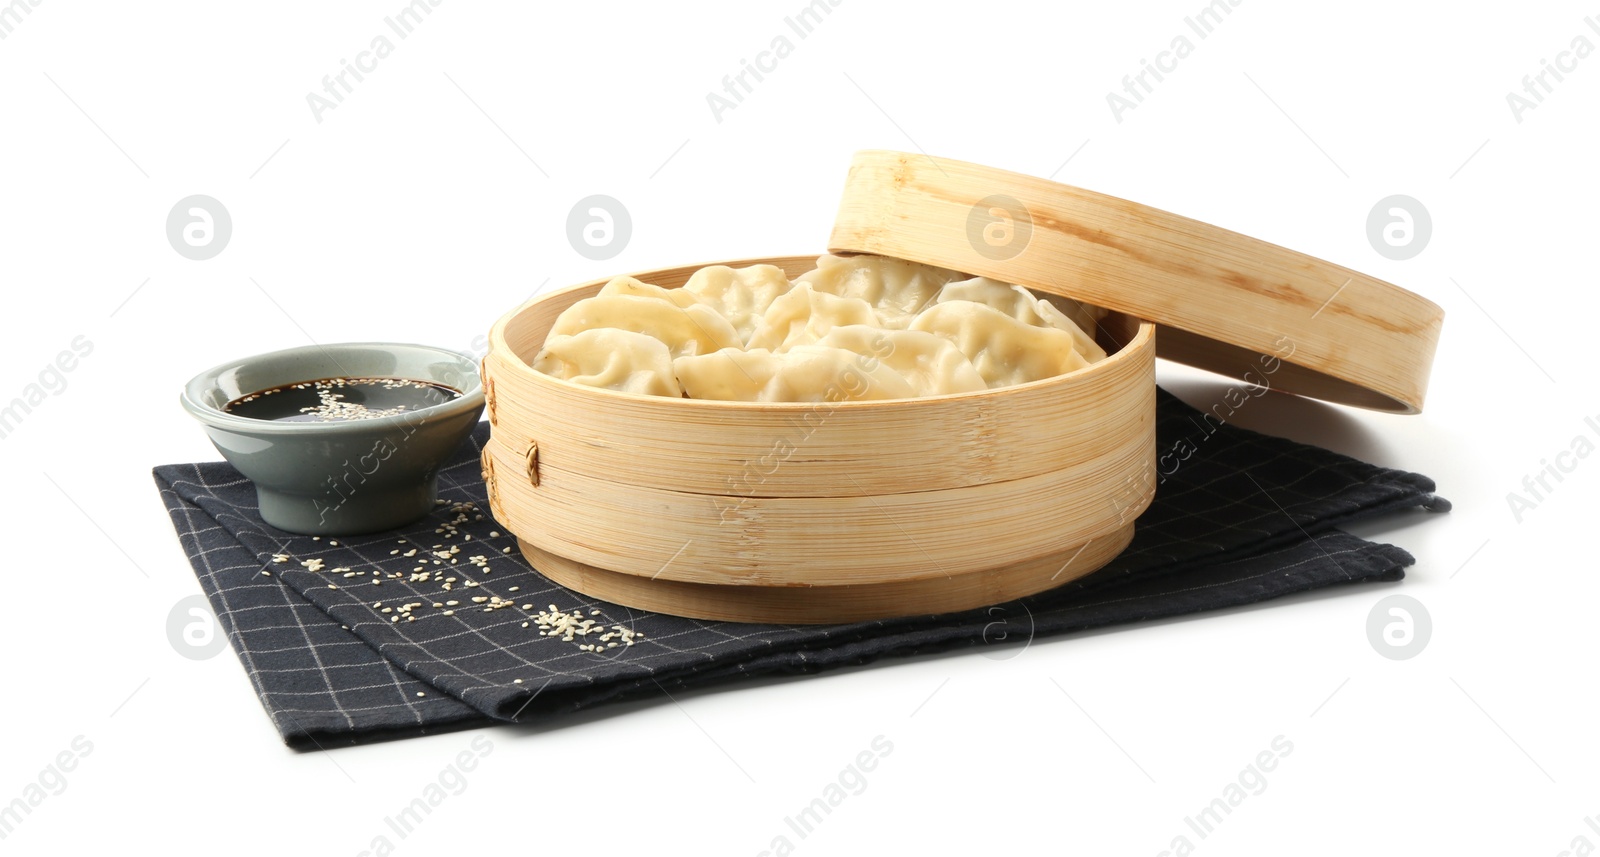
[481,150,1443,624]
[482,256,1157,624]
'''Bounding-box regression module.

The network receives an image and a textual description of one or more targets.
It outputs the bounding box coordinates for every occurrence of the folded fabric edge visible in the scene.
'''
[482,534,1414,722]
[1066,481,1442,600]
[284,709,494,752]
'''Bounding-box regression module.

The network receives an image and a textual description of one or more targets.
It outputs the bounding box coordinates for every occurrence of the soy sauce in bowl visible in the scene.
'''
[224,377,462,423]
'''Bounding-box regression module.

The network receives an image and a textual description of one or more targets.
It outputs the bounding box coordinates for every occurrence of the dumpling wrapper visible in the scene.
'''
[744,284,878,352]
[532,328,681,397]
[597,275,706,309]
[935,277,1107,363]
[674,345,915,403]
[815,325,987,397]
[796,254,967,328]
[1041,294,1109,350]
[910,301,1092,388]
[548,293,741,358]
[682,264,794,345]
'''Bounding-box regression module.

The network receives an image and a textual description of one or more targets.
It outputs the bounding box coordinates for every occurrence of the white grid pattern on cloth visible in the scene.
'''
[159,469,486,746]
[153,390,1444,746]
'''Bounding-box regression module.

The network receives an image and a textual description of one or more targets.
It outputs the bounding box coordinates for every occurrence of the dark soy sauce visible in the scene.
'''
[224,377,461,423]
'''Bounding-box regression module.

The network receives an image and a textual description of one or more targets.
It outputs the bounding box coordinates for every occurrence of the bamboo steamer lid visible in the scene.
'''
[828,150,1444,413]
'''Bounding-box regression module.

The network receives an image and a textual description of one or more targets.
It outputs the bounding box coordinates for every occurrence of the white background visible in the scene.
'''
[2,1,1596,854]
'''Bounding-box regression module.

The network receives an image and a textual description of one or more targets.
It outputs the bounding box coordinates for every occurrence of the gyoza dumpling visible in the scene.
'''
[682,264,793,345]
[597,275,705,309]
[548,294,741,358]
[744,284,878,352]
[795,254,967,328]
[910,302,1091,388]
[533,328,681,397]
[815,325,987,396]
[935,277,1107,363]
[674,345,915,402]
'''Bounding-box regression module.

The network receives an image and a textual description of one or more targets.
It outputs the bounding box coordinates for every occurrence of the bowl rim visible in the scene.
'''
[488,254,1157,411]
[180,341,486,435]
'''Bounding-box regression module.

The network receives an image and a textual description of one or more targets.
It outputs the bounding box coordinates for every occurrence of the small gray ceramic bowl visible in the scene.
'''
[181,342,486,536]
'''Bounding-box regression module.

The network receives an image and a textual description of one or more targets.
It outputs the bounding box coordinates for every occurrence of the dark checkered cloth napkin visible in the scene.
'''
[153,388,1447,749]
